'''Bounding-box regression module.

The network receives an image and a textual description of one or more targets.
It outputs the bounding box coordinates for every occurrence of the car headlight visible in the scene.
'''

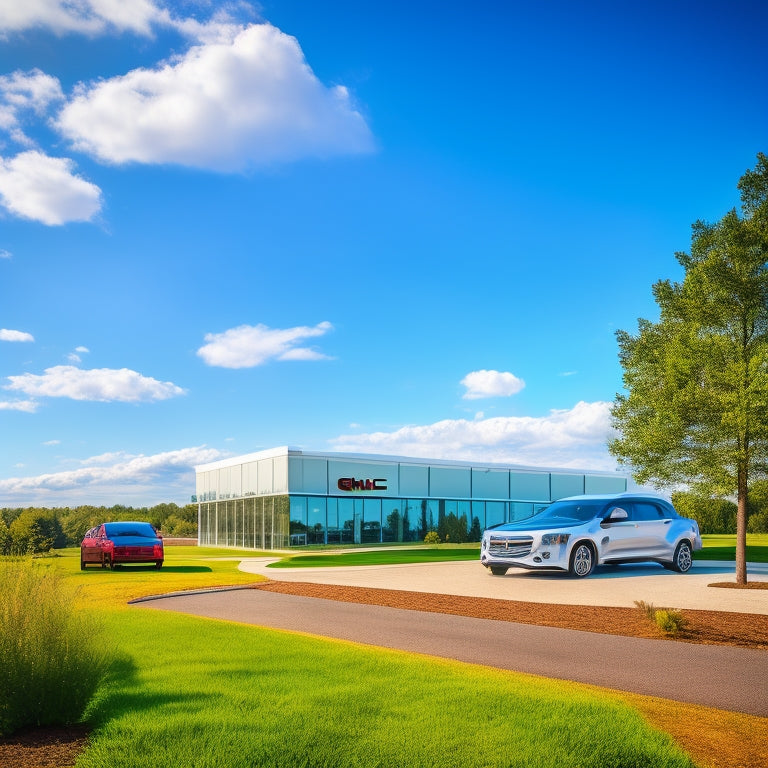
[541,533,570,545]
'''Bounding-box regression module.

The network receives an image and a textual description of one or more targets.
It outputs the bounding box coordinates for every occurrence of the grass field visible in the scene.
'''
[23,548,704,767]
[698,534,768,563]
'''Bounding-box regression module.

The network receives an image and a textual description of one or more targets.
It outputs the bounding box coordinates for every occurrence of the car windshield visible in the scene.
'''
[105,523,157,538]
[529,501,606,522]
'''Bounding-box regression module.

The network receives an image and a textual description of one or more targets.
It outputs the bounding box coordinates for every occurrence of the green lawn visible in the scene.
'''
[267,545,479,567]
[698,533,768,563]
[28,547,699,767]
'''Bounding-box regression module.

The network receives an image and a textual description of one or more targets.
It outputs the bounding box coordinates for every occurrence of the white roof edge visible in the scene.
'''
[195,446,627,477]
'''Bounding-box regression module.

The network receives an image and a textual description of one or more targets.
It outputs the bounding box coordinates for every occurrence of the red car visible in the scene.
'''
[80,521,164,570]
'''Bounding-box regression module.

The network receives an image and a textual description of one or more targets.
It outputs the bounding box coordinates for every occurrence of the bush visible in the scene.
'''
[423,531,441,545]
[0,560,111,736]
[634,600,687,638]
[748,510,768,533]
[654,609,687,637]
[670,492,737,534]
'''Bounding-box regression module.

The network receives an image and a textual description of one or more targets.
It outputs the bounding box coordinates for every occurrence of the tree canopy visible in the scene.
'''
[610,153,768,583]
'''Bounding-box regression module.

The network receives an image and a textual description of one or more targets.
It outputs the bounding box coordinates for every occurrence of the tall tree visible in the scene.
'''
[610,153,768,584]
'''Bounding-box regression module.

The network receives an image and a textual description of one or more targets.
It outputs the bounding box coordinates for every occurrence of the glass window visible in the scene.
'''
[631,502,664,521]
[383,500,403,542]
[338,498,355,545]
[362,498,381,543]
[550,473,585,500]
[308,497,326,544]
[509,502,534,521]
[290,497,308,546]
[486,501,506,527]
[243,462,258,496]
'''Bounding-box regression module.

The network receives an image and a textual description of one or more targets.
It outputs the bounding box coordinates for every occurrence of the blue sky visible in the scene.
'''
[0,0,765,507]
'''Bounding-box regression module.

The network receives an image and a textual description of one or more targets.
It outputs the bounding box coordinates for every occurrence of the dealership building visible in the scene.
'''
[194,446,628,550]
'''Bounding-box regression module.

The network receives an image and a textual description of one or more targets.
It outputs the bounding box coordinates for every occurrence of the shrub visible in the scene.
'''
[654,609,687,637]
[747,510,768,534]
[635,600,687,638]
[423,531,441,545]
[0,559,111,736]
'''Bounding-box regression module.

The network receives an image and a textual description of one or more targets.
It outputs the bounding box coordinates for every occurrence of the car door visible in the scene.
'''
[81,527,100,563]
[629,501,675,558]
[599,505,639,560]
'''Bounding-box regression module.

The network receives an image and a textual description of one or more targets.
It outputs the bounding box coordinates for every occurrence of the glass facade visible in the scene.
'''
[195,448,628,550]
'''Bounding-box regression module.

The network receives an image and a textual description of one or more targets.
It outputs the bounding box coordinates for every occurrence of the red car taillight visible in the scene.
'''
[153,544,163,557]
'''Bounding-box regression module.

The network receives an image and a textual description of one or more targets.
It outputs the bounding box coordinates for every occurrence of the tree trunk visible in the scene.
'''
[736,466,748,585]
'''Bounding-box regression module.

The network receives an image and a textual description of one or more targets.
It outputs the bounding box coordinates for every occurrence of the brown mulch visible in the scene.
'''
[3,582,766,768]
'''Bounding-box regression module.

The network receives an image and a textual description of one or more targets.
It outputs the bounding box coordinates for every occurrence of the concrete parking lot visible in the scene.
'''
[237,558,768,614]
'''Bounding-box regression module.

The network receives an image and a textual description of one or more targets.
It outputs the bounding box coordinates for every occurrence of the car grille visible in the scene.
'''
[488,535,533,558]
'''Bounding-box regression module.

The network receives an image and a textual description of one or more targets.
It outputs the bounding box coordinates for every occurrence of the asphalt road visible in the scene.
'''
[136,587,768,717]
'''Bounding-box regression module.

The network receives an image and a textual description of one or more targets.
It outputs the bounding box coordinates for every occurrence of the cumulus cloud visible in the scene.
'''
[0,249,11,259]
[0,445,225,506]
[0,399,38,412]
[461,369,525,400]
[198,321,333,368]
[330,401,618,470]
[0,151,102,225]
[0,328,34,342]
[0,68,64,144]
[0,0,167,37]
[5,365,186,402]
[56,23,374,172]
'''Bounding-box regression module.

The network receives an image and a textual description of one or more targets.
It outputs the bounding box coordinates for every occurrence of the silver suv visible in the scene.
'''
[480,493,702,578]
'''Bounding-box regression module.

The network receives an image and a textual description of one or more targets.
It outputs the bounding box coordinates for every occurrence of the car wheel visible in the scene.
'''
[155,561,163,570]
[109,558,116,570]
[671,540,693,573]
[489,566,508,576]
[569,542,595,578]
[80,559,86,570]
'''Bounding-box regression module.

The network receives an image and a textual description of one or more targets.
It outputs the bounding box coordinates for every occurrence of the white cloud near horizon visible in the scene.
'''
[198,321,334,368]
[56,23,374,172]
[0,328,34,342]
[5,365,186,402]
[0,150,102,225]
[0,445,225,506]
[331,400,618,471]
[0,399,38,412]
[461,369,525,400]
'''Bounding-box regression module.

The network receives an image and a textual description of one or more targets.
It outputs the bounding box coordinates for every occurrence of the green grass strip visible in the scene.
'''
[267,546,479,567]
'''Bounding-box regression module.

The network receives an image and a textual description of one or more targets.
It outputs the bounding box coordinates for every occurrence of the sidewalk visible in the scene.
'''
[236,558,768,614]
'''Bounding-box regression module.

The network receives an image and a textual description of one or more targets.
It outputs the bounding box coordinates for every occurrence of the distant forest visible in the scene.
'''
[0,503,197,555]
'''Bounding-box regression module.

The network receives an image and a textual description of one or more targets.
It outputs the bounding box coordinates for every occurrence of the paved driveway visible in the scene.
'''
[138,587,768,716]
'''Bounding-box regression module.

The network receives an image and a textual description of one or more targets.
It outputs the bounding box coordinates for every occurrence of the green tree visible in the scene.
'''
[671,491,737,534]
[610,153,768,584]
[8,510,66,554]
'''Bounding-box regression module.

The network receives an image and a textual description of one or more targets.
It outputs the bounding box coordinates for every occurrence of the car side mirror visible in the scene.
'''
[607,507,628,521]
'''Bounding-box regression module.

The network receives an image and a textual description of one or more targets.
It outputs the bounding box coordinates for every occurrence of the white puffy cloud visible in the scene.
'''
[0,151,102,225]
[56,23,374,172]
[0,68,64,144]
[461,369,525,400]
[0,399,38,412]
[0,445,225,506]
[330,401,618,471]
[5,365,186,402]
[0,249,11,259]
[0,0,166,37]
[198,321,333,368]
[0,328,34,342]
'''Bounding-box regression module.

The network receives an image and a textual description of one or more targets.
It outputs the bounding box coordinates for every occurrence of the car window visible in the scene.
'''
[631,502,665,521]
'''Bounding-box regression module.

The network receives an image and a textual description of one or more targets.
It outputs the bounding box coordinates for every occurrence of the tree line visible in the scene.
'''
[0,503,198,555]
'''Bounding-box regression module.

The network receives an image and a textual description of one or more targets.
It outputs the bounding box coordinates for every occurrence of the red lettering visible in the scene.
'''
[337,477,388,492]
